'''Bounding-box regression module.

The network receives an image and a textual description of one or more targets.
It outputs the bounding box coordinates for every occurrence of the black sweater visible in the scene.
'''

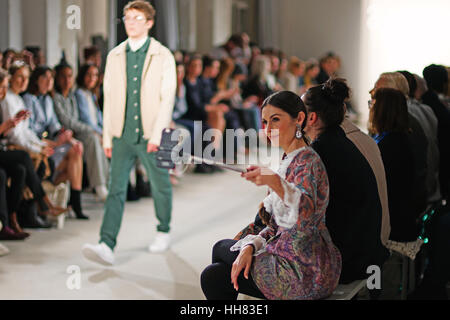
[377,132,417,242]
[311,126,389,284]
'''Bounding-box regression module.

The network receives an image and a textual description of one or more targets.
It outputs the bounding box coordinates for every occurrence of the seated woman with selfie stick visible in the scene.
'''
[200,91,342,300]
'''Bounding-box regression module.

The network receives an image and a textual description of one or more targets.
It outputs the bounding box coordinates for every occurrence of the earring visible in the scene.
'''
[295,125,303,140]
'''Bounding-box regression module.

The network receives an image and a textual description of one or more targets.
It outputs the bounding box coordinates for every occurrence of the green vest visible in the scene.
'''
[122,37,151,144]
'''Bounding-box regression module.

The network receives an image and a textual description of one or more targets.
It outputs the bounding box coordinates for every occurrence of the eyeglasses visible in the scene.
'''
[122,15,147,23]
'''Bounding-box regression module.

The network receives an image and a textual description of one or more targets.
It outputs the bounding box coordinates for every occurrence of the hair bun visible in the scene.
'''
[322,78,350,105]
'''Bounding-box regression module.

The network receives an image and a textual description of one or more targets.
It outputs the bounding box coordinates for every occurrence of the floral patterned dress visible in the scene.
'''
[232,147,342,300]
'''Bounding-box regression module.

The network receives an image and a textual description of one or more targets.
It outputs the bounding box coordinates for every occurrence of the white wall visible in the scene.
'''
[274,0,363,121]
[8,0,23,50]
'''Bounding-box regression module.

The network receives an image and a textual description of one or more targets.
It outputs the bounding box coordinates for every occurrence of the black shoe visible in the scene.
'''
[127,182,140,201]
[0,226,29,241]
[22,215,53,229]
[136,173,152,198]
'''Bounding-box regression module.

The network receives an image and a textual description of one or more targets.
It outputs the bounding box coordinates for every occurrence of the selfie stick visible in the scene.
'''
[189,155,247,173]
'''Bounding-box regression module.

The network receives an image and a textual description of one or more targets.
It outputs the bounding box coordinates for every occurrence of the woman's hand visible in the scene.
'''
[0,119,17,135]
[231,245,254,291]
[57,129,73,145]
[71,139,83,156]
[241,166,278,187]
[41,145,54,157]
[242,166,285,199]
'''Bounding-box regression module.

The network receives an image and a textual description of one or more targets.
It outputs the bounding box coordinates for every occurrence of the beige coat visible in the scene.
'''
[341,119,391,246]
[102,37,176,149]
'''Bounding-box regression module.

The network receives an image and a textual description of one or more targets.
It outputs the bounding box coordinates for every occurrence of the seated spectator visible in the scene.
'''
[19,66,87,220]
[24,46,46,68]
[243,55,273,106]
[83,46,104,110]
[398,70,441,205]
[201,91,341,300]
[184,55,228,163]
[279,56,304,94]
[299,58,320,95]
[303,78,389,284]
[83,46,102,69]
[228,63,261,132]
[210,34,244,62]
[267,54,282,91]
[371,72,428,216]
[316,52,341,84]
[53,61,109,203]
[2,49,16,71]
[422,64,450,200]
[75,64,104,136]
[340,118,391,248]
[0,67,67,231]
[172,62,197,154]
[368,88,417,242]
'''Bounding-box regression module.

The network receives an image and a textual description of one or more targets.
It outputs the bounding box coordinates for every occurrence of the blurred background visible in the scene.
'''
[1,0,449,127]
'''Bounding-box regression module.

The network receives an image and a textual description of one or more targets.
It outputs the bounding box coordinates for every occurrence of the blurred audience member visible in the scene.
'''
[371,72,428,216]
[53,61,108,205]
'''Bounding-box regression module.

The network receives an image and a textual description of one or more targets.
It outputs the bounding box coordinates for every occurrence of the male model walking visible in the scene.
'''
[82,0,176,265]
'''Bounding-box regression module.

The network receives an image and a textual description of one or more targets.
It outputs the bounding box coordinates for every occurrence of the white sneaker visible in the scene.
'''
[82,242,115,266]
[95,185,108,202]
[149,232,171,253]
[0,243,10,257]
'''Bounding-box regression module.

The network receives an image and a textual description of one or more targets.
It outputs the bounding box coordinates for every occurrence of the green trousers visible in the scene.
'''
[100,137,172,250]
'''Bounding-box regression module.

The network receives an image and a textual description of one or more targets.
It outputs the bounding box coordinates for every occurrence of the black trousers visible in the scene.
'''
[0,157,26,226]
[200,239,266,300]
[0,168,9,226]
[0,150,47,211]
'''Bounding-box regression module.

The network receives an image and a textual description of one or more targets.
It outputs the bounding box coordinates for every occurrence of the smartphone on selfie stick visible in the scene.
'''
[156,128,246,173]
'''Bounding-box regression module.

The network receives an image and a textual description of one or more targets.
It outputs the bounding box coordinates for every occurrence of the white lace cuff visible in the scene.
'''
[270,174,301,229]
[230,235,267,256]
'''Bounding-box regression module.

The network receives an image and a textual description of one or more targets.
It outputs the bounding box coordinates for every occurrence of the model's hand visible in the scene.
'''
[147,142,159,154]
[104,148,112,159]
[231,245,254,291]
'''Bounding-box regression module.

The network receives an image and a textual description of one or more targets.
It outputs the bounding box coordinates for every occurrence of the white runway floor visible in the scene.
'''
[0,169,267,300]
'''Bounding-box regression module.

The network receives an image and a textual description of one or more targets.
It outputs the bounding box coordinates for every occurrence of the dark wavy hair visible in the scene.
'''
[54,62,73,94]
[27,65,52,96]
[76,63,98,89]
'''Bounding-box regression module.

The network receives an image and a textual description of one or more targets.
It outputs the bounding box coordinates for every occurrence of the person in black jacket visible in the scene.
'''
[302,78,389,284]
[422,64,450,201]
[368,88,417,242]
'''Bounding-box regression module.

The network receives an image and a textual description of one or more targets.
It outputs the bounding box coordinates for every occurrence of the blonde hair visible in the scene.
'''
[251,55,271,79]
[124,0,156,21]
[0,68,9,83]
[216,58,235,91]
[378,72,410,97]
[288,56,303,74]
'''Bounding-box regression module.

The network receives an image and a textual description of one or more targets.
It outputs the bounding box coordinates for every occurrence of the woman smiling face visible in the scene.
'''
[262,105,299,150]
[10,67,30,94]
